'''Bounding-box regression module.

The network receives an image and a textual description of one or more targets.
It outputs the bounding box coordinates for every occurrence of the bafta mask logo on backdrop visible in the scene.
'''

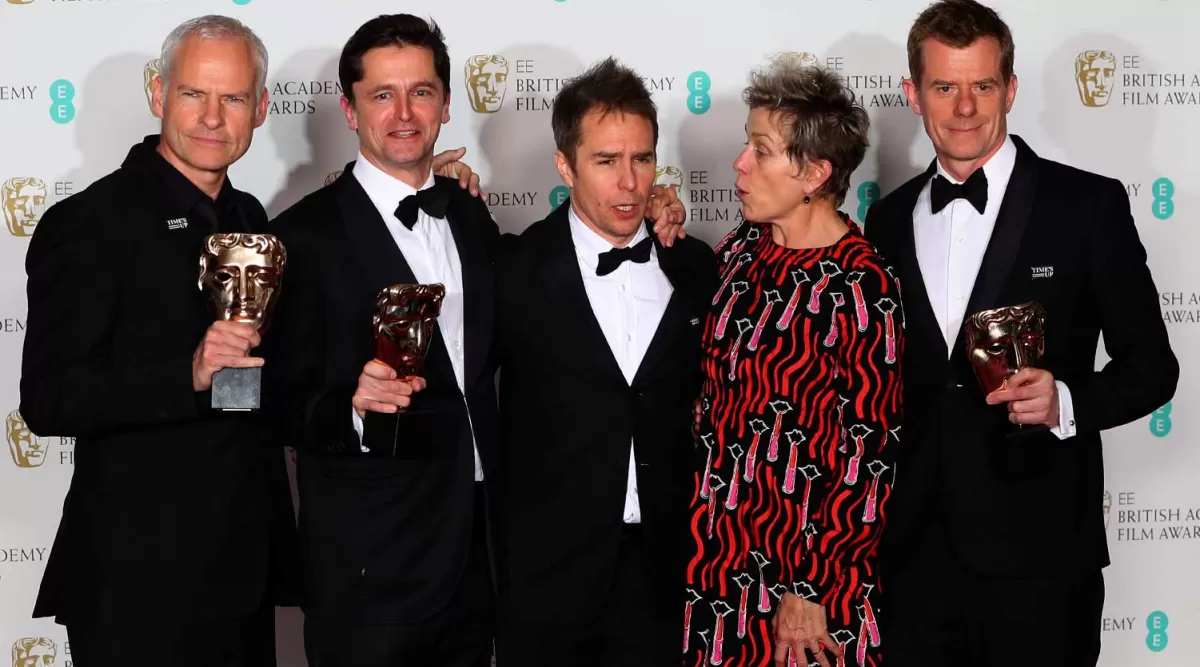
[10,637,56,666]
[143,59,161,112]
[1103,489,1112,529]
[325,171,341,187]
[1075,50,1117,107]
[6,410,50,469]
[655,166,683,193]
[2,177,47,238]
[5,0,36,4]
[464,55,509,113]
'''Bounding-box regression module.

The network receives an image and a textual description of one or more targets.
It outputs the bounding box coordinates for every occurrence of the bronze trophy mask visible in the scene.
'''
[198,233,286,411]
[359,283,445,457]
[963,301,1047,433]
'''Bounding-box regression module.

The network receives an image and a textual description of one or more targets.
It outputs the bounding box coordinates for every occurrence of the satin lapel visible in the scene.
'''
[901,161,949,360]
[333,167,454,383]
[955,136,1040,351]
[535,204,626,385]
[631,229,689,388]
[442,182,494,386]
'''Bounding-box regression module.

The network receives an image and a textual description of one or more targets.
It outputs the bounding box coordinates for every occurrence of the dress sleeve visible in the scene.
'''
[802,255,904,607]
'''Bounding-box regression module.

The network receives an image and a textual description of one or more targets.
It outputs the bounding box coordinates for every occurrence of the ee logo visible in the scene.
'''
[49,79,75,125]
[1148,402,1171,438]
[857,181,880,223]
[549,186,569,210]
[687,71,711,114]
[1146,610,1168,652]
[1151,177,1173,220]
[232,0,252,4]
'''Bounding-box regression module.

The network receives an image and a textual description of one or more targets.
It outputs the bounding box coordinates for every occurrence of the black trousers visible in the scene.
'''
[303,483,495,667]
[66,601,276,667]
[496,524,676,667]
[884,516,1105,667]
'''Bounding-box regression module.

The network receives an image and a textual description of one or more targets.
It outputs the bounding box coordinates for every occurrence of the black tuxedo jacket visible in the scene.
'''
[492,200,717,629]
[865,135,1178,577]
[265,165,500,624]
[20,138,298,626]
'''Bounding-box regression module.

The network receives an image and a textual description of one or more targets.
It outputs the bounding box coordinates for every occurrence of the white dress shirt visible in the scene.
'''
[349,153,484,480]
[912,135,1076,438]
[569,204,674,523]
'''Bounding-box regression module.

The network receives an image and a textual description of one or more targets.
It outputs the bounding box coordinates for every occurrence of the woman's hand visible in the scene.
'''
[772,592,843,667]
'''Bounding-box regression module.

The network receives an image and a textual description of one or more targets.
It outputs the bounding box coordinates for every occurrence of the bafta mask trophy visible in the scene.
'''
[198,234,287,411]
[360,283,445,456]
[963,301,1047,431]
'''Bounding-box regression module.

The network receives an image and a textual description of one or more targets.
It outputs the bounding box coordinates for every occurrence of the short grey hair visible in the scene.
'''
[742,55,869,207]
[159,14,268,100]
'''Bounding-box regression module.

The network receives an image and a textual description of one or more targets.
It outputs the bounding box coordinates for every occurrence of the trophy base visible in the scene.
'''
[211,366,261,411]
[360,406,440,458]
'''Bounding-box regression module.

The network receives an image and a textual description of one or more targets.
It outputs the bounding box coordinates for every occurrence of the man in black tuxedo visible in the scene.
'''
[19,15,298,665]
[492,57,717,666]
[864,2,1178,666]
[265,15,687,667]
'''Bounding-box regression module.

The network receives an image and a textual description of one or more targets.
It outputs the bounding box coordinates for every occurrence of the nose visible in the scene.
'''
[732,145,752,174]
[393,95,413,122]
[618,160,636,192]
[200,95,224,130]
[954,88,976,117]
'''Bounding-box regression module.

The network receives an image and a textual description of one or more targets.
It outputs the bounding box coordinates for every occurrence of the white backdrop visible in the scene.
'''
[0,0,1195,664]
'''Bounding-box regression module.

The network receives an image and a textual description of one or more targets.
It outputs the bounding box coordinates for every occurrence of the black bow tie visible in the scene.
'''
[930,168,988,215]
[596,236,653,276]
[394,182,449,230]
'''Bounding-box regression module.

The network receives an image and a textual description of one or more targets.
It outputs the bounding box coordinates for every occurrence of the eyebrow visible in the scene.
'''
[930,77,1000,87]
[591,150,655,159]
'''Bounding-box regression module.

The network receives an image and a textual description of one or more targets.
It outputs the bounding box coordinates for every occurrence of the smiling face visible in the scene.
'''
[555,108,656,247]
[342,44,450,186]
[903,36,1016,179]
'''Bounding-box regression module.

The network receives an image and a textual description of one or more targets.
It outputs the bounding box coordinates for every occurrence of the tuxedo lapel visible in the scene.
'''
[535,204,626,385]
[955,136,1040,351]
[631,230,690,388]
[334,167,418,291]
[900,161,949,360]
[333,166,455,385]
[442,181,494,386]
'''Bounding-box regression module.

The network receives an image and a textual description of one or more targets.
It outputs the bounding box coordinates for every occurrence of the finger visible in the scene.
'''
[363,379,414,397]
[812,643,833,667]
[773,640,788,667]
[353,397,398,414]
[433,146,466,170]
[1007,396,1049,414]
[469,173,481,198]
[356,389,412,409]
[407,376,428,391]
[208,355,265,369]
[821,632,844,657]
[211,321,261,344]
[1009,366,1049,386]
[363,360,398,380]
[205,340,254,359]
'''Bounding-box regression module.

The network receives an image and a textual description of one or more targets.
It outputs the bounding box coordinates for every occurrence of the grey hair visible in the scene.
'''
[742,55,870,207]
[159,14,268,100]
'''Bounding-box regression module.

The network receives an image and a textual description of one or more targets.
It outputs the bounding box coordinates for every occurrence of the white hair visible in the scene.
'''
[159,14,268,100]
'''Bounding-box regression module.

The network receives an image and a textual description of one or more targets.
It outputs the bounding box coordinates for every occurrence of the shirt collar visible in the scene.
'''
[352,152,437,222]
[934,133,1017,186]
[567,201,652,270]
[125,134,240,221]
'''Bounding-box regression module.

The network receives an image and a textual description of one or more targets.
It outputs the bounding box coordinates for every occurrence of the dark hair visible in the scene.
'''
[551,57,658,168]
[908,0,1015,86]
[742,57,869,207]
[339,14,451,104]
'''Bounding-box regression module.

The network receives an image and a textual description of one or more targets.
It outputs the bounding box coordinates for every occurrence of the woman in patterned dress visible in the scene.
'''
[683,59,903,667]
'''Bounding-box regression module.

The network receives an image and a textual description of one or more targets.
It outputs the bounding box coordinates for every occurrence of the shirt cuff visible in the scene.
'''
[1050,380,1077,440]
[351,406,367,452]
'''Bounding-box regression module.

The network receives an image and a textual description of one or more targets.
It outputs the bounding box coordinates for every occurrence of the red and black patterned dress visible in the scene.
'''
[683,216,903,667]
